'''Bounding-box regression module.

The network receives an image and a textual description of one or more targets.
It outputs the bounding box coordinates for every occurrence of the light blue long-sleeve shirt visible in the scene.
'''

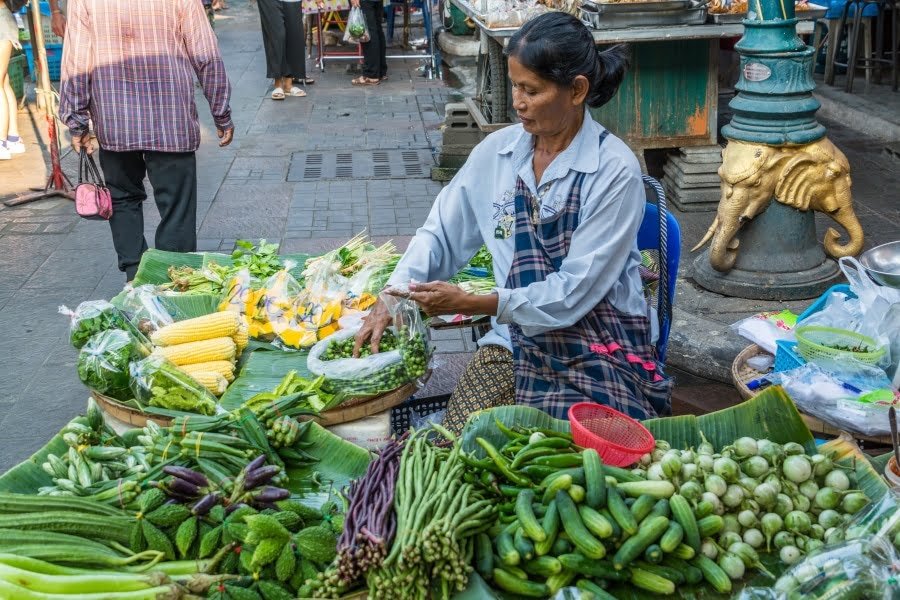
[387,110,654,351]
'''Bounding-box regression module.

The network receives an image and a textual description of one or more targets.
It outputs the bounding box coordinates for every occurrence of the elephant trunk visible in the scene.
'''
[824,206,865,259]
[709,217,741,272]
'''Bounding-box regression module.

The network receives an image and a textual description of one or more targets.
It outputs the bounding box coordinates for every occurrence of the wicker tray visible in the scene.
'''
[92,391,174,428]
[94,379,423,430]
[731,345,893,446]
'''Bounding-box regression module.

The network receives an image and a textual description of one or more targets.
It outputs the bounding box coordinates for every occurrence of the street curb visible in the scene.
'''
[814,90,900,143]
[666,307,748,385]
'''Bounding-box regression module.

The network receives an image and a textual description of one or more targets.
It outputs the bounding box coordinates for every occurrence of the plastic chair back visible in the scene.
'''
[637,175,681,362]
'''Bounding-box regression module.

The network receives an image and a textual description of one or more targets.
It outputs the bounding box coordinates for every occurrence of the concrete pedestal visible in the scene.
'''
[692,202,842,300]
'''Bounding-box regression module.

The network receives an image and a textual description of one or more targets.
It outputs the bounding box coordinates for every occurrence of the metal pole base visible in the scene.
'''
[692,249,841,301]
[691,202,843,301]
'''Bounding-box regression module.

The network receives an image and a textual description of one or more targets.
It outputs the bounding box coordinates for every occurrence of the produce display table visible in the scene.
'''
[453,0,814,153]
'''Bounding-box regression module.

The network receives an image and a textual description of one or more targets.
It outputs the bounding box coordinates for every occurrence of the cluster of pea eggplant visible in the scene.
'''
[632,434,869,568]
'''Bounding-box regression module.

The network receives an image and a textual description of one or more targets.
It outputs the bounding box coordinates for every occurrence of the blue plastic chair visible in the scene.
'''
[637,175,681,362]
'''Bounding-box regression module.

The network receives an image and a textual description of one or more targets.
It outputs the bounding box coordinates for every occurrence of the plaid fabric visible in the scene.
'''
[59,0,232,153]
[505,132,672,421]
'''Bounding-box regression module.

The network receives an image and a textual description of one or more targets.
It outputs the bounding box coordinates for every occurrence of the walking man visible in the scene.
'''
[59,0,234,281]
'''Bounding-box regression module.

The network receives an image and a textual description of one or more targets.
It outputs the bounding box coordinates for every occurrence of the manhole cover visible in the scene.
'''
[287,149,434,181]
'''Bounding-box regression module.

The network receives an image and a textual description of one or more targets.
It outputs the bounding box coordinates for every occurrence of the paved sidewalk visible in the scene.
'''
[0,3,468,471]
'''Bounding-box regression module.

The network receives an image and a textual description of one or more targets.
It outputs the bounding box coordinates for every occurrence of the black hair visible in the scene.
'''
[505,12,629,109]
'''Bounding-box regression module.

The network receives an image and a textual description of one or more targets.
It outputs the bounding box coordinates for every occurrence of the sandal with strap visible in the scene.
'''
[351,76,381,86]
[294,77,315,85]
[289,87,307,97]
[271,87,285,100]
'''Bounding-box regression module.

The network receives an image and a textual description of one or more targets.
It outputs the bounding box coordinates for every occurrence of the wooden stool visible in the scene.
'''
[827,0,895,91]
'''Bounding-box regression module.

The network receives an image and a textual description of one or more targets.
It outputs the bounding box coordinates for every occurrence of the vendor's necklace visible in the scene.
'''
[531,183,551,225]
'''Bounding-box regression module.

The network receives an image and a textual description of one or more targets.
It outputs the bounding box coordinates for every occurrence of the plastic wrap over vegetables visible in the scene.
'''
[60,300,149,349]
[129,355,221,416]
[307,291,430,400]
[115,284,181,335]
[77,329,148,400]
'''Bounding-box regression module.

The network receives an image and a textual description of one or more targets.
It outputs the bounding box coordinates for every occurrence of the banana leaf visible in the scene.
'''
[820,437,890,503]
[157,294,221,320]
[285,421,372,496]
[219,349,312,411]
[0,418,88,493]
[461,387,815,457]
[132,249,206,286]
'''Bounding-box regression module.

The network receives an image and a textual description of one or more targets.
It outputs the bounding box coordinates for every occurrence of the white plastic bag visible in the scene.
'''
[343,6,370,44]
[731,310,797,355]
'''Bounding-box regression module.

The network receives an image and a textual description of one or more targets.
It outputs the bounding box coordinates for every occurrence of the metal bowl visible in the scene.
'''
[860,241,900,288]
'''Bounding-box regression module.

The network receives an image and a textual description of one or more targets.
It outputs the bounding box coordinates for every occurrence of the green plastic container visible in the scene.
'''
[448,3,472,36]
[8,54,25,101]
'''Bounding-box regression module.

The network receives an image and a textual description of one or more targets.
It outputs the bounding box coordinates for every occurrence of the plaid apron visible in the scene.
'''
[505,132,673,421]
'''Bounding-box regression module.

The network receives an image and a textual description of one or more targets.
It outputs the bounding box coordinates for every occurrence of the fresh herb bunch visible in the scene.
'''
[468,245,493,272]
[76,329,141,400]
[232,239,283,280]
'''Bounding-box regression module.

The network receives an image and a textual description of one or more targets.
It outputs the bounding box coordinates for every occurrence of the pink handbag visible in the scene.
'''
[75,150,113,220]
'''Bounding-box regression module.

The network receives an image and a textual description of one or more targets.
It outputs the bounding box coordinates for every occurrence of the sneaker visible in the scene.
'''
[6,140,24,154]
[0,146,10,160]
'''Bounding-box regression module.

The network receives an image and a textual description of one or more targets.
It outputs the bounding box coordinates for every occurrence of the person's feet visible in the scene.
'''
[0,146,10,161]
[352,76,381,86]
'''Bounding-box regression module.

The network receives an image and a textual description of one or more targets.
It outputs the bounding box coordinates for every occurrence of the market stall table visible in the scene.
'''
[453,0,815,155]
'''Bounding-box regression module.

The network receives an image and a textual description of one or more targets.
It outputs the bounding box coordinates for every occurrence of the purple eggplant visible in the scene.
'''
[191,492,221,516]
[243,465,280,489]
[250,486,290,503]
[167,476,203,498]
[225,502,247,514]
[243,455,267,474]
[163,466,209,488]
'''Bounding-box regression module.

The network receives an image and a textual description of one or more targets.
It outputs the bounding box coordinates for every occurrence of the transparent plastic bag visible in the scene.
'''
[738,536,900,600]
[307,291,430,399]
[767,362,897,436]
[61,300,144,349]
[343,6,370,43]
[261,265,315,350]
[77,329,146,400]
[116,284,181,336]
[129,355,220,416]
[843,487,900,543]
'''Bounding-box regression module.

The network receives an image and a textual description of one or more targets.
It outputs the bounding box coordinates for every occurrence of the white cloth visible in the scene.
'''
[0,6,21,47]
[387,109,652,351]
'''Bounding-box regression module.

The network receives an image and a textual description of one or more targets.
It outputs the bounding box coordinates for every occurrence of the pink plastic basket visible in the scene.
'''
[568,402,655,467]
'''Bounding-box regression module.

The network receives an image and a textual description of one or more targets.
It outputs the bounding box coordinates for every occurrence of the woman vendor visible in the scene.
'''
[356,12,672,433]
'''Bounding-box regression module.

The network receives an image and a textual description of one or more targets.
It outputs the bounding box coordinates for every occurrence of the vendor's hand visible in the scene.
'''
[354,299,393,356]
[351,0,360,7]
[51,12,67,38]
[399,281,473,317]
[217,127,234,147]
[72,132,93,155]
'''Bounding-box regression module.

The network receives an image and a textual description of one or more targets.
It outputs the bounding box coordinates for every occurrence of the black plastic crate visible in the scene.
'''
[390,394,450,434]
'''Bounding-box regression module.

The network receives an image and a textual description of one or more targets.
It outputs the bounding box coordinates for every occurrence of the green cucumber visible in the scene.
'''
[616,481,676,500]
[534,500,559,556]
[697,515,725,538]
[578,505,614,539]
[659,521,684,553]
[607,488,638,536]
[475,533,493,580]
[692,555,732,594]
[669,494,700,552]
[612,515,669,570]
[643,544,664,564]
[542,474,574,505]
[576,579,619,600]
[513,528,535,561]
[630,566,676,595]
[582,449,607,509]
[522,556,562,578]
[636,561,683,583]
[557,554,629,581]
[532,454,583,468]
[515,490,546,543]
[492,568,549,598]
[630,494,657,522]
[600,508,622,540]
[496,531,520,566]
[546,569,577,595]
[555,491,606,559]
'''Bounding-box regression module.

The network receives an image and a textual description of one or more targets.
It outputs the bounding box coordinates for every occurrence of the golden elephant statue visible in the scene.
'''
[693,137,865,273]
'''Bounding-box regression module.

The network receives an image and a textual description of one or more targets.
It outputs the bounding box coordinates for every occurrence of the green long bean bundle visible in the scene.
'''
[367,426,496,600]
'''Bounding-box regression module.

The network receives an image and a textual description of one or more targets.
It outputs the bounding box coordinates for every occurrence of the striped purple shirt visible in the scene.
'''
[59,0,233,153]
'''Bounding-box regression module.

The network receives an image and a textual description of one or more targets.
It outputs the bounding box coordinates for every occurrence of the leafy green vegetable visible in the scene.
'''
[232,239,283,280]
[76,329,141,400]
[64,300,135,349]
[468,245,493,271]
[130,355,218,416]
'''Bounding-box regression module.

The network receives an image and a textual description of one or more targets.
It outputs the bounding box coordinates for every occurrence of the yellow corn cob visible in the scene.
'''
[180,360,236,382]
[151,312,240,346]
[154,337,236,366]
[184,370,228,397]
[233,323,249,353]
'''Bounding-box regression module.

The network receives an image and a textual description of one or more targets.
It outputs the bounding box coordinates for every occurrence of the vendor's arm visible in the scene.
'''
[496,159,644,337]
[386,158,485,288]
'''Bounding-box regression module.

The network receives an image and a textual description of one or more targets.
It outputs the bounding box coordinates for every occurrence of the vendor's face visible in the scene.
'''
[508,56,586,136]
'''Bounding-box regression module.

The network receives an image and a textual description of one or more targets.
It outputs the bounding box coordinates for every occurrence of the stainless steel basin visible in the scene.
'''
[860,241,900,288]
